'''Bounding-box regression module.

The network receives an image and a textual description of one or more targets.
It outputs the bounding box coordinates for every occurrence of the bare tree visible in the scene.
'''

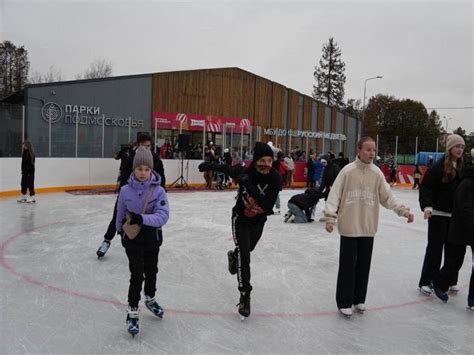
[81,59,113,79]
[29,66,63,84]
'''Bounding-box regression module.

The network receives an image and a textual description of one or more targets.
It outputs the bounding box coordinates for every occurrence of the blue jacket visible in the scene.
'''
[313,159,323,182]
[116,170,169,233]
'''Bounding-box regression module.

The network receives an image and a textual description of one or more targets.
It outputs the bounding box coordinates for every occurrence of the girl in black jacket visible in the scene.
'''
[418,134,465,295]
[199,142,282,318]
[18,141,36,203]
[432,148,474,310]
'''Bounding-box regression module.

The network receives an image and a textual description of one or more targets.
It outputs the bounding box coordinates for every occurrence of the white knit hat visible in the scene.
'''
[446,134,465,151]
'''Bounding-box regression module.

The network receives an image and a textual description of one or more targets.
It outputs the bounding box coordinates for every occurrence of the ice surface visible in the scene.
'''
[1,188,472,354]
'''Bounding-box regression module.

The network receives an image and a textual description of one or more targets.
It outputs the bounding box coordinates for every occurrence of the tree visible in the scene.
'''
[78,59,113,79]
[452,126,466,141]
[0,40,30,97]
[312,37,346,109]
[29,66,63,84]
[363,95,444,156]
[343,98,362,118]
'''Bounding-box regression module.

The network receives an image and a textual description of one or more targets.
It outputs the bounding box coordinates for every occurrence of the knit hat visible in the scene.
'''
[133,146,154,170]
[253,142,274,161]
[446,134,465,151]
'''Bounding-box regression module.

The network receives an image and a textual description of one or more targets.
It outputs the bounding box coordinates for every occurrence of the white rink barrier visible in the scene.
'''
[0,158,206,194]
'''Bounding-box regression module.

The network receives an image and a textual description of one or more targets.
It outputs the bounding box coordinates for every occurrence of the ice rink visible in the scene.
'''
[1,187,472,354]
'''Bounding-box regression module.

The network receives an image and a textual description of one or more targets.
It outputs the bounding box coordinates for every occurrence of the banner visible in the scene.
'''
[152,112,253,134]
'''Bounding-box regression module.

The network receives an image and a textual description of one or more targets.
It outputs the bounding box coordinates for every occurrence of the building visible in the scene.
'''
[1,67,359,160]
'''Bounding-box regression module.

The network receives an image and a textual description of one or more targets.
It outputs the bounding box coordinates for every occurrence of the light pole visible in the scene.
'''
[443,116,453,133]
[361,76,383,138]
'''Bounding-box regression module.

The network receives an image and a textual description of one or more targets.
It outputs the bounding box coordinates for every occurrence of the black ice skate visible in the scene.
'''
[145,297,164,319]
[237,291,251,319]
[430,283,448,303]
[227,250,237,275]
[96,240,110,258]
[126,307,140,337]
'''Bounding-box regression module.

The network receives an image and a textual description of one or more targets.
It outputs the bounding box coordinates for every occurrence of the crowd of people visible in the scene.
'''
[15,133,473,336]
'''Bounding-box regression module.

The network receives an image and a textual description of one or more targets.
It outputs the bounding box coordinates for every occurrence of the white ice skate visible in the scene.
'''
[353,303,366,313]
[339,308,353,318]
[418,285,432,296]
[17,195,27,203]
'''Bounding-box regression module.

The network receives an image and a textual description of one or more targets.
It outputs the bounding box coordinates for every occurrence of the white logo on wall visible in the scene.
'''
[41,102,63,123]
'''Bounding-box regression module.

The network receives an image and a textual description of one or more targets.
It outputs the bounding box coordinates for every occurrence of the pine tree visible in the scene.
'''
[313,37,346,108]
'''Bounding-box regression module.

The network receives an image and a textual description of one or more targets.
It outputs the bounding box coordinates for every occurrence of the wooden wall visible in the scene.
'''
[152,67,353,154]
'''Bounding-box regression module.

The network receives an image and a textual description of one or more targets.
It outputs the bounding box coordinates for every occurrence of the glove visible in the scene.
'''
[236,173,250,186]
[228,163,245,179]
[198,162,213,172]
[129,212,143,225]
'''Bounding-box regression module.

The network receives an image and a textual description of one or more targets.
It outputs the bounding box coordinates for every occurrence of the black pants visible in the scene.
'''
[104,197,119,241]
[21,172,35,196]
[232,212,265,293]
[413,178,420,189]
[419,216,458,287]
[122,227,163,308]
[336,236,374,309]
[433,244,472,298]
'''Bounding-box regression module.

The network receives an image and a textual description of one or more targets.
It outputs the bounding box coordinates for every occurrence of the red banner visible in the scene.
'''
[152,112,253,134]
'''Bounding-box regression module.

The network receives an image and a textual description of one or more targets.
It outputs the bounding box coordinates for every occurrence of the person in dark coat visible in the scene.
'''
[284,188,321,223]
[199,142,282,318]
[417,134,465,296]
[318,154,341,201]
[18,140,36,203]
[96,133,166,258]
[334,152,349,170]
[432,148,474,310]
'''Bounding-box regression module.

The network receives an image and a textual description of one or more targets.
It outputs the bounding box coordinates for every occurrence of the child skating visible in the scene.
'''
[324,137,414,318]
[116,147,169,336]
[199,142,282,319]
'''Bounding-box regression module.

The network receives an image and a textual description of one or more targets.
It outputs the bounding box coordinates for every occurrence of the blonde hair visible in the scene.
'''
[358,136,375,149]
[442,150,463,183]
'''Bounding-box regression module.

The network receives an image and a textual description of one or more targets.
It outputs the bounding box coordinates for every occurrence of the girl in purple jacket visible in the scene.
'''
[116,147,170,336]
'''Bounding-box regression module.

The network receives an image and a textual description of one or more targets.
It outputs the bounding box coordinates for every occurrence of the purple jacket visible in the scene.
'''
[116,170,169,233]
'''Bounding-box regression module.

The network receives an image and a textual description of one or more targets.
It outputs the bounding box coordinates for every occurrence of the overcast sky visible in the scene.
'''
[2,0,473,133]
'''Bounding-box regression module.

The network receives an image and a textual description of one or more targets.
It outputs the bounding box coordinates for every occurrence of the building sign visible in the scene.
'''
[264,128,346,141]
[41,101,144,128]
[152,112,253,133]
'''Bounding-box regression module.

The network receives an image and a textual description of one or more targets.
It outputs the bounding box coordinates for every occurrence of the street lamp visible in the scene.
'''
[443,116,453,133]
[361,76,383,138]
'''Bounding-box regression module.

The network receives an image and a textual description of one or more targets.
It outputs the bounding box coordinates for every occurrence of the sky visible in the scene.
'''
[2,0,473,133]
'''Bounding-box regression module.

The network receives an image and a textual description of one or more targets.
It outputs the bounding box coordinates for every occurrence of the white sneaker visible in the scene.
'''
[448,285,460,293]
[354,303,366,312]
[339,308,353,318]
[418,285,432,295]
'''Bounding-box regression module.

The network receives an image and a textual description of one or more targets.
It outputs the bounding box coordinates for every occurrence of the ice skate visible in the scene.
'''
[27,196,36,203]
[284,213,295,223]
[430,283,448,303]
[338,308,353,318]
[145,297,164,319]
[353,303,366,313]
[227,250,237,275]
[467,297,474,311]
[237,291,251,319]
[418,285,432,296]
[17,195,27,203]
[126,307,140,337]
[96,240,111,258]
[273,208,280,215]
[448,285,460,294]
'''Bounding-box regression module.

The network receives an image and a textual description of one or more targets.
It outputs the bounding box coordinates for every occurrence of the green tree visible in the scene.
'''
[0,40,30,97]
[312,37,346,109]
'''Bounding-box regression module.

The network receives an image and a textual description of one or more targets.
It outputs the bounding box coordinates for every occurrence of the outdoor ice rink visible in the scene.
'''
[1,187,472,354]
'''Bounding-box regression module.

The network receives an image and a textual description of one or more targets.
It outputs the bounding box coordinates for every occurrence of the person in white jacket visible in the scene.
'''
[324,137,414,318]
